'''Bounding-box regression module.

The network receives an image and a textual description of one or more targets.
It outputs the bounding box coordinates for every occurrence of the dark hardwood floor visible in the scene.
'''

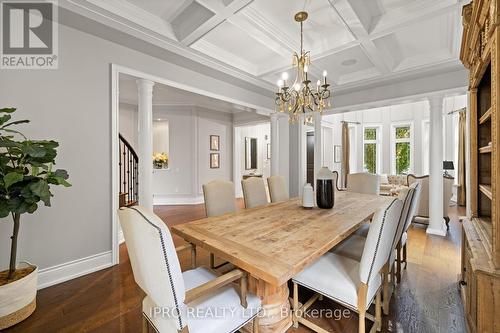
[4,201,467,333]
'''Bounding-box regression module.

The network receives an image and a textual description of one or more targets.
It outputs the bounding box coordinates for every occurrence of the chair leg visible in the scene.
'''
[375,290,382,332]
[402,244,407,269]
[396,243,402,284]
[253,316,259,333]
[210,253,215,269]
[142,315,148,333]
[382,266,390,315]
[358,308,366,333]
[293,282,299,329]
[191,244,197,269]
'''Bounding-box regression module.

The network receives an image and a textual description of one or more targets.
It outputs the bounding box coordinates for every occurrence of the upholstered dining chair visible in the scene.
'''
[241,177,268,208]
[202,180,236,217]
[203,180,236,269]
[118,206,261,333]
[347,173,380,195]
[292,198,403,333]
[267,175,289,203]
[398,181,422,271]
[331,186,415,314]
[407,174,453,229]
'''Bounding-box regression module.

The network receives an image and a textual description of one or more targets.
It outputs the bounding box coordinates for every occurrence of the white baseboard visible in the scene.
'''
[153,195,204,205]
[37,251,113,290]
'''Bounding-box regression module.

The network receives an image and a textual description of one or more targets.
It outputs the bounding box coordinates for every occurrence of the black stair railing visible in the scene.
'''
[119,134,138,207]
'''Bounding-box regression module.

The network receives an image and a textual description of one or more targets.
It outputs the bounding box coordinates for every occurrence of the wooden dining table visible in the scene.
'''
[172,191,394,333]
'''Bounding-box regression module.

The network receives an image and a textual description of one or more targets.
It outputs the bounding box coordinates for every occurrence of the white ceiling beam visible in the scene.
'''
[329,0,391,74]
[177,0,254,46]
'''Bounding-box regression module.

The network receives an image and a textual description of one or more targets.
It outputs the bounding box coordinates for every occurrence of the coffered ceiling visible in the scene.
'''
[64,0,467,93]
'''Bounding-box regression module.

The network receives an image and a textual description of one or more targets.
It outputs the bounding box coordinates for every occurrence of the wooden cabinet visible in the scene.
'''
[460,1,500,332]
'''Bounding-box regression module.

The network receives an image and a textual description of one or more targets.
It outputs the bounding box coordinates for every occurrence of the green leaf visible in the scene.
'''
[0,199,10,218]
[4,172,23,188]
[30,179,51,206]
[0,115,12,126]
[23,143,46,158]
[53,177,71,187]
[53,169,69,179]
[1,119,30,128]
[0,108,16,114]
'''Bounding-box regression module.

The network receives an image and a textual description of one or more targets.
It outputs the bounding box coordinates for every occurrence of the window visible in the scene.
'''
[363,127,380,174]
[392,124,412,175]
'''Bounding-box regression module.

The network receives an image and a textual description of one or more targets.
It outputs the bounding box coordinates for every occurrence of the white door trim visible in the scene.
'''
[110,64,273,265]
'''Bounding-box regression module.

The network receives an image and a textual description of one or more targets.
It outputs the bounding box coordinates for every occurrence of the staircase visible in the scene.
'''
[119,134,138,207]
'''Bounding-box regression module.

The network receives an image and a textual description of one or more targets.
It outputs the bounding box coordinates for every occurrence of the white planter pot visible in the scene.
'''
[0,263,37,330]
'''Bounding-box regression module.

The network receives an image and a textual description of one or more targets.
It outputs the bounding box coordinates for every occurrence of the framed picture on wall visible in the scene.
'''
[267,143,271,159]
[334,145,342,163]
[210,135,220,151]
[210,153,220,168]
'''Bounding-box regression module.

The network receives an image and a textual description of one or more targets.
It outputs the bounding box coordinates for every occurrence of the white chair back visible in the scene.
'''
[242,177,268,208]
[203,180,236,217]
[403,182,421,233]
[267,175,289,203]
[359,198,403,285]
[388,187,415,265]
[347,173,380,195]
[407,175,428,217]
[118,206,187,331]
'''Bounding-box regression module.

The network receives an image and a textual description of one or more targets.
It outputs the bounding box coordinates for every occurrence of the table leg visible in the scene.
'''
[241,276,292,333]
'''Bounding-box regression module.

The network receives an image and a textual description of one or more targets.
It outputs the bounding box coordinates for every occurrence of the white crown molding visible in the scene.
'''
[38,251,112,289]
[335,58,463,94]
[83,0,177,40]
[119,97,242,114]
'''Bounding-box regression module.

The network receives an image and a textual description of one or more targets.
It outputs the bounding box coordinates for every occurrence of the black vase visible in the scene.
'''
[316,179,334,209]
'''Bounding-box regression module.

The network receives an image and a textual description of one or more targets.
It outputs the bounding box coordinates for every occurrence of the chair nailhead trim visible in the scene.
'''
[131,207,185,330]
[367,198,398,283]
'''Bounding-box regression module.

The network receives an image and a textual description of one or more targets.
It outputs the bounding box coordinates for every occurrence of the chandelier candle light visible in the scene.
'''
[275,11,332,123]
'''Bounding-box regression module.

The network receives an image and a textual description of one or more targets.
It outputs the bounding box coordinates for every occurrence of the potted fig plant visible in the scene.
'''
[0,107,70,329]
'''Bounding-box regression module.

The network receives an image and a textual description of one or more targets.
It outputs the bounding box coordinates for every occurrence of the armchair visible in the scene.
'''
[118,206,261,333]
[407,174,454,229]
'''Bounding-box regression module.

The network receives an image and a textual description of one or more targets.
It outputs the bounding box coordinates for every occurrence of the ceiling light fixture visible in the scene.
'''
[275,11,332,124]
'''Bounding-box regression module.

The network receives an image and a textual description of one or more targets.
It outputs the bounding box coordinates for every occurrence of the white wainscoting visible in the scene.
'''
[37,251,113,290]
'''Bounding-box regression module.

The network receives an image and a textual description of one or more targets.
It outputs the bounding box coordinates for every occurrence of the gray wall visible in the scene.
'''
[0,22,272,276]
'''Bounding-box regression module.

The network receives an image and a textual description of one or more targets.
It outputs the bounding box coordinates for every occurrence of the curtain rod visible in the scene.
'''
[447,107,466,115]
[341,121,361,125]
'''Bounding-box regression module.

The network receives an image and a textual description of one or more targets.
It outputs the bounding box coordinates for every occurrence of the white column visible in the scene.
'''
[270,113,280,176]
[137,79,155,212]
[314,113,323,186]
[427,95,446,236]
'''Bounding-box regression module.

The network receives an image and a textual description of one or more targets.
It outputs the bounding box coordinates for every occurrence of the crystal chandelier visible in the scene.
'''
[275,11,332,124]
